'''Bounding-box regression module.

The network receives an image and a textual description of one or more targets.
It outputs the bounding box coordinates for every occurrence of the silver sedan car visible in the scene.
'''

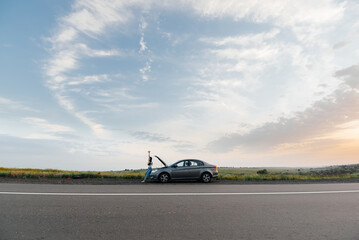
[150,156,218,183]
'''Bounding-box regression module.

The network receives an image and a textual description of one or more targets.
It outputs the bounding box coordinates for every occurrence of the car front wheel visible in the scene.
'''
[201,172,211,183]
[159,173,170,183]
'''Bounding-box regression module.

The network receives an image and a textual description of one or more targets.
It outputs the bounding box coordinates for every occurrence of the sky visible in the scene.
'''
[1,0,359,170]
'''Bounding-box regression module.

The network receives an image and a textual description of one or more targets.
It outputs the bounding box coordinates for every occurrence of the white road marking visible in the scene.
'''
[0,190,359,196]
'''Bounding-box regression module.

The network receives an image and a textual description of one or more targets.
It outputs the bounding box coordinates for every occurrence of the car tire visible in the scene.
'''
[159,173,170,183]
[201,172,211,183]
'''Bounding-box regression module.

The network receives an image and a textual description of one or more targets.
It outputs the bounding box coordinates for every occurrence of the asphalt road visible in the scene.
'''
[1,183,358,240]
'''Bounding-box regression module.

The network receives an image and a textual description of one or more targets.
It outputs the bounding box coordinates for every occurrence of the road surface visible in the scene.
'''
[1,183,358,240]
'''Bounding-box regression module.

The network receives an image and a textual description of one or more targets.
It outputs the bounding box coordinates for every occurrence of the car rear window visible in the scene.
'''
[196,161,204,166]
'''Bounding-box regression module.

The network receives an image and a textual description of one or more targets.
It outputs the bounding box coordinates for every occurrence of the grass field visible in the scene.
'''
[218,166,359,181]
[1,164,358,181]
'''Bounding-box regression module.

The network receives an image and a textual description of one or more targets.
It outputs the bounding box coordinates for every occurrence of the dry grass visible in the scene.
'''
[1,164,358,181]
[0,167,146,179]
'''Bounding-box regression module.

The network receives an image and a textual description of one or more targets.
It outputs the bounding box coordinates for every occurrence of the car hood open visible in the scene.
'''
[155,155,167,167]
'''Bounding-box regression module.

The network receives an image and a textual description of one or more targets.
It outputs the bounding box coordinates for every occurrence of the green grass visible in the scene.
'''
[217,165,359,181]
[0,164,358,181]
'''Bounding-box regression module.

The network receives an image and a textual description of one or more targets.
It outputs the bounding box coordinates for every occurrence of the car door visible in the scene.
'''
[171,161,188,179]
[186,160,201,179]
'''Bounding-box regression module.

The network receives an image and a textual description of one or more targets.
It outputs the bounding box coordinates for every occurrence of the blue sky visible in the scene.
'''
[1,0,359,170]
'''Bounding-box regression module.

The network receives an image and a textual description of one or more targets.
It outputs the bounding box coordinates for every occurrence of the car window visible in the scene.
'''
[184,160,193,167]
[175,161,185,167]
[189,161,198,166]
[196,161,204,166]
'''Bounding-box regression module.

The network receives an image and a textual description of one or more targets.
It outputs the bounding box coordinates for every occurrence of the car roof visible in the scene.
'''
[177,159,202,162]
[174,159,210,164]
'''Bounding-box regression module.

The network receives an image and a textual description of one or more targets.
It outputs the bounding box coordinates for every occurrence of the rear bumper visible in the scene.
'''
[212,172,218,178]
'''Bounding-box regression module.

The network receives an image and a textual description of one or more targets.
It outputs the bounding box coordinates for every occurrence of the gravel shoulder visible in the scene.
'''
[1,177,358,185]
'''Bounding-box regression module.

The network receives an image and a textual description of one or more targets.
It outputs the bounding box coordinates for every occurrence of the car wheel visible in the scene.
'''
[202,172,211,183]
[159,173,170,183]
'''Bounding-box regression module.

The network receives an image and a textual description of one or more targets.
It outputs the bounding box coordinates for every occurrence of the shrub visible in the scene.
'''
[0,172,11,177]
[257,169,268,175]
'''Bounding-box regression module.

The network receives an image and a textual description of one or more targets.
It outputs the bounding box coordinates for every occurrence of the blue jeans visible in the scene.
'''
[144,167,152,181]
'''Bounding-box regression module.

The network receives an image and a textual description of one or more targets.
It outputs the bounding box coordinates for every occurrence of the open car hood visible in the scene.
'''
[155,155,167,167]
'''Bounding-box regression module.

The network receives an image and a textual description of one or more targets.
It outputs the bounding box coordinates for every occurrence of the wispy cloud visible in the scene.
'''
[44,1,129,136]
[188,0,345,41]
[23,117,74,133]
[74,112,107,137]
[139,60,152,82]
[66,74,110,86]
[0,97,38,112]
[201,29,280,47]
[139,18,148,53]
[138,17,152,81]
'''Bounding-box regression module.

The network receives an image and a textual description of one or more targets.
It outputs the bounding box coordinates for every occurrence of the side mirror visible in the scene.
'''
[172,165,177,168]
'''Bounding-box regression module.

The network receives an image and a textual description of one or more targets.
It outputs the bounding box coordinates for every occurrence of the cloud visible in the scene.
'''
[335,64,359,89]
[139,36,147,53]
[39,0,356,168]
[88,88,140,103]
[332,41,349,50]
[51,27,78,43]
[0,97,38,113]
[139,59,152,81]
[46,50,78,78]
[51,93,108,138]
[45,1,127,136]
[77,43,122,57]
[209,63,359,153]
[74,112,107,137]
[209,89,359,152]
[138,17,152,81]
[131,131,173,142]
[101,102,158,112]
[172,143,197,153]
[20,117,75,140]
[64,0,138,36]
[66,74,110,86]
[54,94,75,111]
[23,117,74,133]
[201,28,280,47]
[44,0,345,136]
[0,134,127,170]
[187,0,345,41]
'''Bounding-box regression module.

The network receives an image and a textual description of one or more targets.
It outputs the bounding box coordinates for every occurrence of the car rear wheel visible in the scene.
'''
[201,172,211,183]
[159,173,170,183]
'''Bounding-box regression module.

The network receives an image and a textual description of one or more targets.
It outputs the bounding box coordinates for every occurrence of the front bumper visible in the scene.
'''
[149,172,159,181]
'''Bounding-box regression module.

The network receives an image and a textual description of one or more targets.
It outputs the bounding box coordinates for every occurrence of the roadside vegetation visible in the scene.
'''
[0,167,146,179]
[218,164,359,181]
[0,164,358,181]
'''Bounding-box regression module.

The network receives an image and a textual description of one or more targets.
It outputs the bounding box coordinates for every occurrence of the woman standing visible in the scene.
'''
[141,151,153,183]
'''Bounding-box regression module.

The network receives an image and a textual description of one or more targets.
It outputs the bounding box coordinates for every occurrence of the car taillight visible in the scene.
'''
[214,166,217,171]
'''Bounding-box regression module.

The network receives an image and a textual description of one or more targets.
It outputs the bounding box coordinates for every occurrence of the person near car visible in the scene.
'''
[142,151,153,183]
